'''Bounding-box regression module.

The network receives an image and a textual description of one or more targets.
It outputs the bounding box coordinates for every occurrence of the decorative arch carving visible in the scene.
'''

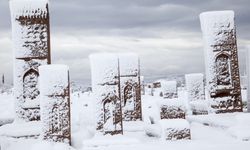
[124,82,139,109]
[23,68,39,100]
[215,53,231,86]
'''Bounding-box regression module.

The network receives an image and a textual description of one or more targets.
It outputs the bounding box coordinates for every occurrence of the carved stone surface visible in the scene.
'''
[192,109,208,115]
[159,119,191,141]
[90,54,123,136]
[10,0,51,121]
[247,48,250,112]
[200,11,242,113]
[164,128,191,140]
[90,53,143,135]
[119,54,142,121]
[39,65,71,144]
[160,105,185,119]
[185,74,207,115]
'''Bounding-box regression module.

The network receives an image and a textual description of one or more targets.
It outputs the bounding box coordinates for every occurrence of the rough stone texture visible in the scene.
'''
[164,128,191,140]
[159,119,191,141]
[39,65,71,145]
[192,109,208,115]
[120,80,141,121]
[160,105,186,119]
[200,11,242,113]
[90,54,123,136]
[119,54,142,122]
[10,0,51,122]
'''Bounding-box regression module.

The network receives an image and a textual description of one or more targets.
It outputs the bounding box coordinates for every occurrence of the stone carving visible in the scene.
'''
[39,65,71,144]
[119,54,142,121]
[200,11,242,113]
[90,54,123,135]
[10,0,51,121]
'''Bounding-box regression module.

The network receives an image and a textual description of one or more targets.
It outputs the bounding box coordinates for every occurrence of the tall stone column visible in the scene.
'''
[39,65,71,144]
[200,11,242,113]
[119,53,142,121]
[9,0,51,121]
[89,53,123,135]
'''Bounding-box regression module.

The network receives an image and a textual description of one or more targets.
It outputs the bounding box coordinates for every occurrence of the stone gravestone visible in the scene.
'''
[119,53,142,121]
[247,47,250,112]
[152,80,177,99]
[200,11,242,113]
[159,119,191,141]
[185,73,208,115]
[90,54,123,135]
[158,99,186,120]
[39,65,71,144]
[161,81,178,99]
[9,0,51,121]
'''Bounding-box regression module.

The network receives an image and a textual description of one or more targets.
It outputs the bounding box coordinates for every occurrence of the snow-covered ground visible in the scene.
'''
[1,90,250,150]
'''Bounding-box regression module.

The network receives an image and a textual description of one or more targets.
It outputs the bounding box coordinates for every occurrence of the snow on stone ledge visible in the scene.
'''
[9,0,49,18]
[157,98,185,110]
[118,52,139,75]
[39,64,69,96]
[159,119,190,130]
[200,10,235,34]
[89,53,118,89]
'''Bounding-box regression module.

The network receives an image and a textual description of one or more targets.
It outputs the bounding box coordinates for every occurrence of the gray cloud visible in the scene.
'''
[0,0,250,85]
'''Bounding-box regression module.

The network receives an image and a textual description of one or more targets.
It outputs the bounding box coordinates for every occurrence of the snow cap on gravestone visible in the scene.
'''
[118,53,139,75]
[89,53,119,84]
[199,10,235,34]
[38,64,69,96]
[9,0,49,17]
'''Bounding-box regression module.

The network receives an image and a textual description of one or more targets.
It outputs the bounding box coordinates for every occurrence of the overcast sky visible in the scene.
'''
[0,0,250,85]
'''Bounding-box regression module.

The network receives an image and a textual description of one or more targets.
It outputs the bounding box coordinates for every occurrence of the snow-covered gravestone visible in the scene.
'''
[9,0,51,121]
[247,47,250,112]
[162,81,177,99]
[39,65,71,144]
[177,87,190,113]
[158,99,186,119]
[119,53,142,121]
[90,54,123,135]
[152,80,177,98]
[200,11,242,113]
[159,119,191,140]
[185,73,208,115]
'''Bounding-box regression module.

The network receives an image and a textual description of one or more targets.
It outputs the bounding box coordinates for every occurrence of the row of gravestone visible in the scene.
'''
[8,0,244,145]
[144,10,243,114]
[146,73,208,115]
[8,0,143,144]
